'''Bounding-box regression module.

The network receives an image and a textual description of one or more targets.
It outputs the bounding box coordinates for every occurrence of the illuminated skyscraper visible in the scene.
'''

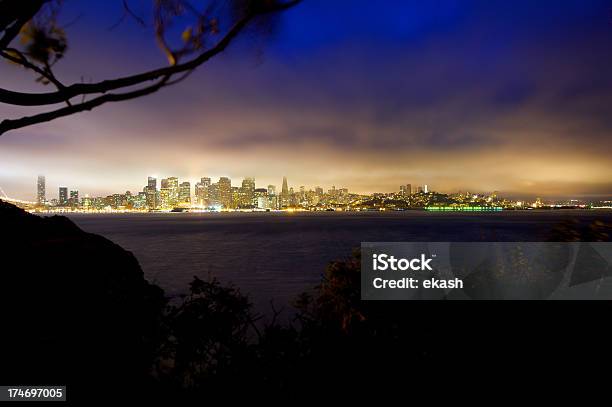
[69,190,79,207]
[267,185,277,209]
[208,183,220,206]
[145,176,157,209]
[159,187,170,209]
[148,176,157,189]
[241,177,255,208]
[280,176,289,208]
[36,175,45,205]
[167,177,179,207]
[254,188,268,209]
[400,184,412,198]
[179,182,191,204]
[200,177,211,187]
[59,187,68,206]
[134,192,147,209]
[218,177,232,209]
[81,195,92,208]
[231,187,240,209]
[195,177,211,207]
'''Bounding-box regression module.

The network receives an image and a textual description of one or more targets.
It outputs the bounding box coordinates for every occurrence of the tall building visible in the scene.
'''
[208,183,220,206]
[179,182,191,204]
[145,177,157,210]
[240,177,255,208]
[59,187,68,206]
[134,192,147,209]
[159,187,170,209]
[231,187,240,209]
[289,187,297,206]
[280,176,289,208]
[200,177,211,188]
[195,177,211,207]
[167,177,179,207]
[254,188,268,209]
[81,196,92,208]
[267,185,278,210]
[36,175,45,205]
[108,193,124,209]
[69,190,79,207]
[400,184,412,198]
[218,177,232,209]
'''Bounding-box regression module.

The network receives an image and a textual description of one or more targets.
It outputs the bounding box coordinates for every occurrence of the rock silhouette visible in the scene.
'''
[0,200,165,401]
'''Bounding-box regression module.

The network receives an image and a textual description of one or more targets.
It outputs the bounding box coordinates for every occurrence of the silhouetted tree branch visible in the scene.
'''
[0,0,301,136]
[1,47,68,93]
[0,75,172,134]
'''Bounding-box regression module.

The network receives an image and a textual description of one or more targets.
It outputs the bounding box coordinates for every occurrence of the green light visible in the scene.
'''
[425,206,502,212]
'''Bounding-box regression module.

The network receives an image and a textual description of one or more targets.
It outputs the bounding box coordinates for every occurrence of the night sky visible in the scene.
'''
[1,0,611,200]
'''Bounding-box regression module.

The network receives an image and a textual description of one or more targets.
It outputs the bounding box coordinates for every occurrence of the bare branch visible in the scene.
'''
[0,0,302,135]
[123,0,147,27]
[0,15,250,106]
[0,0,301,108]
[164,68,196,86]
[1,48,65,89]
[0,75,171,135]
[108,0,147,31]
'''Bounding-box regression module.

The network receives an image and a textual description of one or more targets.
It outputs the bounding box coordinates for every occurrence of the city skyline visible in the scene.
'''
[9,171,612,202]
[20,175,612,206]
[30,174,418,203]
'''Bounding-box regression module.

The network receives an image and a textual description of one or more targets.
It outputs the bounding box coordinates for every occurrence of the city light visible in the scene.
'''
[425,207,503,212]
[5,175,609,214]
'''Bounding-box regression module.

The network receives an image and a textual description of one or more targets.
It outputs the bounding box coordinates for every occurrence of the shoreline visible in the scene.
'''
[30,207,612,215]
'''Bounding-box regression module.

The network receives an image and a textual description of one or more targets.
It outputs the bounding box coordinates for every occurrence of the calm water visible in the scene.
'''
[64,210,612,308]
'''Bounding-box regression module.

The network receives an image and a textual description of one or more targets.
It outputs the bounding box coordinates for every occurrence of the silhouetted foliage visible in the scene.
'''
[295,249,364,332]
[158,276,257,390]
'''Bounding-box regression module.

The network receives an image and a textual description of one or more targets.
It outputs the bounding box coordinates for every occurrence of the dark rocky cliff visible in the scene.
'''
[0,200,165,400]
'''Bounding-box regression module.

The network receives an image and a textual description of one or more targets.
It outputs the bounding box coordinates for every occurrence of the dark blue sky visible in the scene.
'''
[1,0,611,199]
